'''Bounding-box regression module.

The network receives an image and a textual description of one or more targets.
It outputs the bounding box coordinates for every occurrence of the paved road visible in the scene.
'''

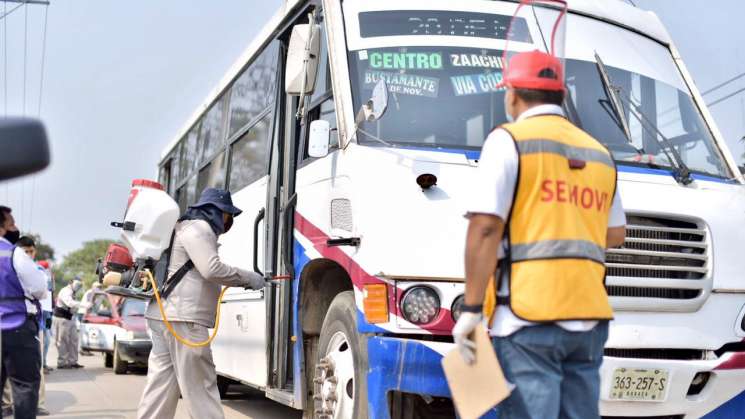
[43,347,302,419]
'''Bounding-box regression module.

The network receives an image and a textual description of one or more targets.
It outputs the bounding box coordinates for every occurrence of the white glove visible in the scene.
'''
[452,311,484,365]
[241,271,266,290]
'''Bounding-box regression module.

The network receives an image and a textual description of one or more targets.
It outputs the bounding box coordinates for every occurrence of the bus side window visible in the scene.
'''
[197,151,228,191]
[228,113,272,192]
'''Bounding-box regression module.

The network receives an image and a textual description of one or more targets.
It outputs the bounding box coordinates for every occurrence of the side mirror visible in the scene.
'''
[308,120,330,158]
[357,79,389,124]
[285,23,321,96]
[0,118,50,181]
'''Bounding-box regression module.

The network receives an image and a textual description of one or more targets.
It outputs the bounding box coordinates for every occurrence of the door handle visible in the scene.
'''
[253,207,266,275]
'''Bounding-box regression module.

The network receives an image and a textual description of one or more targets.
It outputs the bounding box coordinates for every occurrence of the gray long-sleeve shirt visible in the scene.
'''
[145,219,265,328]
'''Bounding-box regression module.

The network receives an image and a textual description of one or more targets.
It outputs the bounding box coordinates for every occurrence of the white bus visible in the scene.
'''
[156,1,745,417]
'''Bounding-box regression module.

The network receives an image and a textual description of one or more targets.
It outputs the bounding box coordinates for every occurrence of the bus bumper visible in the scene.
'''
[366,336,745,419]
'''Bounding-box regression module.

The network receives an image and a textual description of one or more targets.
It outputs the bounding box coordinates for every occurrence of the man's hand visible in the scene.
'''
[452,312,484,365]
[241,271,266,290]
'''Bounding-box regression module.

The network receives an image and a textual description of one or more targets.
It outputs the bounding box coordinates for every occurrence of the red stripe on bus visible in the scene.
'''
[294,212,455,334]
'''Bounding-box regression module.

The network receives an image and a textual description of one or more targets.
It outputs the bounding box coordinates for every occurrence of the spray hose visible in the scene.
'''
[144,269,228,348]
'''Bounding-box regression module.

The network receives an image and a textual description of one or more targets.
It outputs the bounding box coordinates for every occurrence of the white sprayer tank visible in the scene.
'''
[121,179,179,260]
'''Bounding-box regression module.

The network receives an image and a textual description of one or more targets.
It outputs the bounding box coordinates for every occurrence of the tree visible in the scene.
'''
[21,232,55,261]
[56,239,117,289]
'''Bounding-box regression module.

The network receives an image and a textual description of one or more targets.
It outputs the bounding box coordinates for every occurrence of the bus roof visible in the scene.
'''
[159,0,670,162]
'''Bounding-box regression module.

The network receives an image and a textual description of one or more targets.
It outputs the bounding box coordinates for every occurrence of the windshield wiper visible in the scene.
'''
[595,52,633,142]
[594,52,693,185]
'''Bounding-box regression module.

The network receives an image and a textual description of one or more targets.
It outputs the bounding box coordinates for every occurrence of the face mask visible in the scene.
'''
[503,93,515,123]
[3,230,20,244]
[223,216,234,234]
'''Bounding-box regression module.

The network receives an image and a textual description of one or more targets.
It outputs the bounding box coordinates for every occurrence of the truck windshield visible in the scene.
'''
[346,11,732,179]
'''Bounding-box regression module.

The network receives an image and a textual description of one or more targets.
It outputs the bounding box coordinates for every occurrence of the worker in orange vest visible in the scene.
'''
[452,3,626,417]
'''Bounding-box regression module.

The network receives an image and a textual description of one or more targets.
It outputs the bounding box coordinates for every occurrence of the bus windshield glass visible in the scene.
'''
[346,9,732,179]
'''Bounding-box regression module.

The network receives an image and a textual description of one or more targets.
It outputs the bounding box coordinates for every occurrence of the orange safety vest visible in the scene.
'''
[484,114,616,322]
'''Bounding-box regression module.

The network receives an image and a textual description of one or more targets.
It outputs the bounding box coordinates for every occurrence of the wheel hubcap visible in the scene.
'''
[313,331,355,419]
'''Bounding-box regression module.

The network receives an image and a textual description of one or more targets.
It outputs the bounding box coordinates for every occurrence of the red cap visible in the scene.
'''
[498,50,564,92]
[131,179,164,191]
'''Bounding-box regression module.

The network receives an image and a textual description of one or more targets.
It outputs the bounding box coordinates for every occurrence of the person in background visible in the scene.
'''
[0,206,48,419]
[77,282,99,356]
[36,260,54,374]
[16,236,51,416]
[53,278,84,369]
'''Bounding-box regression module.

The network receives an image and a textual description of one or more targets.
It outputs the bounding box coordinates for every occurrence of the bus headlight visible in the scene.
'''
[451,295,465,322]
[400,286,440,324]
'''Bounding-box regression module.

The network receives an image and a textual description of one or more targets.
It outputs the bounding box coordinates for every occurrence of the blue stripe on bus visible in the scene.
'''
[367,336,499,419]
[389,145,738,185]
[702,389,745,418]
[616,165,737,184]
[392,145,482,160]
[293,238,312,405]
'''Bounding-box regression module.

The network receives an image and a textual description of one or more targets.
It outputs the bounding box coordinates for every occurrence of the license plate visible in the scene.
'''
[609,367,669,402]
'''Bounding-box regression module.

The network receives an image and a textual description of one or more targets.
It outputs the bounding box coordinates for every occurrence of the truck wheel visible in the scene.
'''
[313,291,368,419]
[113,341,128,375]
[104,352,113,368]
[217,376,231,399]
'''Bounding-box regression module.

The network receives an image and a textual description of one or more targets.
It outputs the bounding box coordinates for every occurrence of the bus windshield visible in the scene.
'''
[346,11,732,179]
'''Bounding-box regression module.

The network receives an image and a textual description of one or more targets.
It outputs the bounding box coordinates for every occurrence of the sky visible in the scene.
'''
[1,0,744,262]
[0,0,281,260]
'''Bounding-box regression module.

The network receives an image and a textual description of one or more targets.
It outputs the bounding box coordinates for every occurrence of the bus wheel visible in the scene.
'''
[314,291,367,419]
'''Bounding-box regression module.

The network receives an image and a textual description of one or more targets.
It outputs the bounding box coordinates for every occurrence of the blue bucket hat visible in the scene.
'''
[189,188,242,217]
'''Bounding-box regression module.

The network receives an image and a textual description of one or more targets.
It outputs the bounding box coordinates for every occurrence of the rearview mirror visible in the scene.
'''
[285,23,321,96]
[356,79,389,124]
[0,118,50,181]
[308,120,330,158]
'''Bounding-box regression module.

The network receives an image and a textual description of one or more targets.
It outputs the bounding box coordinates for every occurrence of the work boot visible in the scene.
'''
[37,406,50,416]
[57,364,71,369]
[71,363,85,369]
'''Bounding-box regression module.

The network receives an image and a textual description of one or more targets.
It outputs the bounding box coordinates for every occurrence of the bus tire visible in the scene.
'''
[313,291,368,419]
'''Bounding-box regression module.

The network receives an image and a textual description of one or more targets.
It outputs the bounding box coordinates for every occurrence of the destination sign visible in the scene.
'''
[365,71,440,98]
[368,51,443,70]
[359,11,532,43]
[451,73,504,96]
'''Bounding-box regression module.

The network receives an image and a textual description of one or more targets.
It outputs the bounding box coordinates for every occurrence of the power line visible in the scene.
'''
[29,4,49,230]
[708,86,745,108]
[2,0,7,117]
[22,0,26,115]
[702,72,745,97]
[0,0,23,20]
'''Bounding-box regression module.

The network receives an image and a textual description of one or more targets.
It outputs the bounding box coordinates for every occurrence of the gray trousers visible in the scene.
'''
[52,316,78,367]
[137,319,224,419]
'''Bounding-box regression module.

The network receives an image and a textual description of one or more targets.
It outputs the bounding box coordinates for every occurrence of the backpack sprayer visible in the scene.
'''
[103,179,227,347]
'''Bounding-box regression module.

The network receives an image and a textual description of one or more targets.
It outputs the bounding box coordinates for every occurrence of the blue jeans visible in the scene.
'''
[492,322,609,419]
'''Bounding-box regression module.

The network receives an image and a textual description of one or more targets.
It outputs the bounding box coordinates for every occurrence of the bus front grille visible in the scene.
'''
[605,215,711,311]
[604,348,707,360]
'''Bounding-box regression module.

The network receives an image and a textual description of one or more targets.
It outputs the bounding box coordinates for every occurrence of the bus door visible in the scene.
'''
[264,36,302,406]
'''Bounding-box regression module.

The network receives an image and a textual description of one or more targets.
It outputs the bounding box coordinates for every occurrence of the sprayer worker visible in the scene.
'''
[0,206,48,419]
[53,278,84,369]
[138,188,265,419]
[451,50,627,419]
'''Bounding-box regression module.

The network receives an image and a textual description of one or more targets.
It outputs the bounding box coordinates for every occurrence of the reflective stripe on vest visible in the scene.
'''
[516,139,615,169]
[511,239,606,264]
[499,114,616,322]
